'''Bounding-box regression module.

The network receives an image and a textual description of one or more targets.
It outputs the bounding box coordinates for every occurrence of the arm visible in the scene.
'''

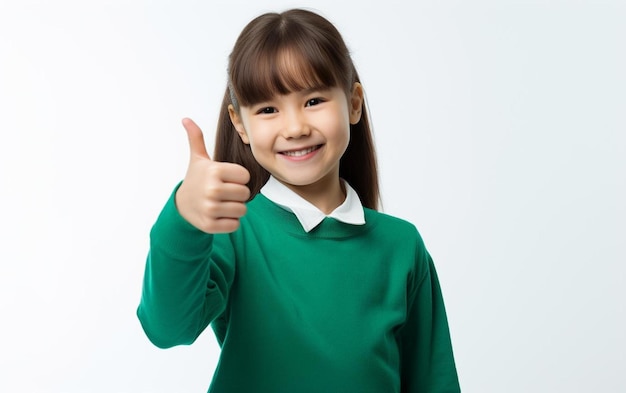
[398,252,461,393]
[136,188,234,348]
[137,118,249,348]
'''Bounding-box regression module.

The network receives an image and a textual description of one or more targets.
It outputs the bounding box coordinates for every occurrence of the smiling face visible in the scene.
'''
[223,11,374,208]
[229,83,363,206]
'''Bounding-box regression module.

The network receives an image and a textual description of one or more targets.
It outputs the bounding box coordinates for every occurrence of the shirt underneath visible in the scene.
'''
[260,175,366,232]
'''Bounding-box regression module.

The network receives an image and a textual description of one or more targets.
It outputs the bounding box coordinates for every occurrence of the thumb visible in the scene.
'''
[182,117,211,160]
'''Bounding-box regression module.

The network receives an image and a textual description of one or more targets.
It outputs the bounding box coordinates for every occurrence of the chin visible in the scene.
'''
[274,173,326,188]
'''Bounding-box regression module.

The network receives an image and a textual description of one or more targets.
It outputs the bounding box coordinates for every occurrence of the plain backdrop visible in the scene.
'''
[0,0,624,392]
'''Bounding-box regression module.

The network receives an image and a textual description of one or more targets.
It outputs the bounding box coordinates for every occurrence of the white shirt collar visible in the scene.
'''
[260,176,366,233]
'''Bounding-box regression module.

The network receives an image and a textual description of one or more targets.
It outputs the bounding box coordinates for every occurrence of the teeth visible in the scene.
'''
[283,146,318,157]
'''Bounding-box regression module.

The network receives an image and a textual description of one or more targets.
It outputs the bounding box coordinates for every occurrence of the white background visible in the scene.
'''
[1,0,624,392]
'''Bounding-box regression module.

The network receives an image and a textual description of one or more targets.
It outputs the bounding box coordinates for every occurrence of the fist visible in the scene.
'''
[175,118,250,233]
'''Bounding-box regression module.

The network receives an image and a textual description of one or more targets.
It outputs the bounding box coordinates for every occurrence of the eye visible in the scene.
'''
[305,98,325,107]
[256,106,277,114]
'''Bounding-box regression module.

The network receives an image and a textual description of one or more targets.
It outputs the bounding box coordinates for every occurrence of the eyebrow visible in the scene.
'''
[297,86,332,95]
[261,86,332,103]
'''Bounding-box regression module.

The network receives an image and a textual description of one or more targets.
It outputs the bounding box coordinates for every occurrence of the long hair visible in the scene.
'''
[214,9,380,210]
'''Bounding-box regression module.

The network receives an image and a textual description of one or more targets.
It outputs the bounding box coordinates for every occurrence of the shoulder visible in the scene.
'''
[363,208,430,271]
[366,207,432,260]
[364,208,424,243]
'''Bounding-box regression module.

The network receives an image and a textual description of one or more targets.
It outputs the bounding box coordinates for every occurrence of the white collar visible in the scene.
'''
[260,176,366,233]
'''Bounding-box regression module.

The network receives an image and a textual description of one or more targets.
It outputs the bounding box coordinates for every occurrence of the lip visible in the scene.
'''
[278,144,323,161]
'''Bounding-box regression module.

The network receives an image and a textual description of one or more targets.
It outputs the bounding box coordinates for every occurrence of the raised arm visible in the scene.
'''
[137,118,249,348]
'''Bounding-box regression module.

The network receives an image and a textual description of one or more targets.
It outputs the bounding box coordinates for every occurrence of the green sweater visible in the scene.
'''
[137,189,460,393]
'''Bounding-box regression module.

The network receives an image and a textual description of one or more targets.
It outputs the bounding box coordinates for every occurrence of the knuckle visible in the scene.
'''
[204,201,221,217]
[209,163,226,178]
[205,185,221,200]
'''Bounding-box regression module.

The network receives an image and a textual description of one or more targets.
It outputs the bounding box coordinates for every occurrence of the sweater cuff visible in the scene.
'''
[149,182,213,259]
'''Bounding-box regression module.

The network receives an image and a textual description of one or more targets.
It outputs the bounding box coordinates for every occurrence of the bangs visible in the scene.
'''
[229,20,350,108]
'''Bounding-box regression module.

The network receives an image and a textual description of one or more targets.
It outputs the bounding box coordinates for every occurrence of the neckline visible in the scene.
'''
[249,193,376,240]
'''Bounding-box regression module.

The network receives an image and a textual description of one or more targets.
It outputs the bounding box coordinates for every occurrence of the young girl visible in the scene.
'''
[138,8,460,393]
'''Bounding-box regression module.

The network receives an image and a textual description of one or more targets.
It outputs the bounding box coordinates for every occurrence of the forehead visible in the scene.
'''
[233,45,340,106]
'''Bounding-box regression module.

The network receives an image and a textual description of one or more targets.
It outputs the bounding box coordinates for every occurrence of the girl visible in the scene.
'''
[138,8,460,393]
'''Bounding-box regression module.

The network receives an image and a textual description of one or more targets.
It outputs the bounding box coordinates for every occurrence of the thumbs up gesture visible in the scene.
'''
[175,118,251,233]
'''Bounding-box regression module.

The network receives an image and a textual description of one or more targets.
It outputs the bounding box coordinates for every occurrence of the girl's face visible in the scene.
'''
[229,83,363,200]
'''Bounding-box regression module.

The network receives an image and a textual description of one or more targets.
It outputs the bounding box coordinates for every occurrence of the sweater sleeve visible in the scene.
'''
[136,185,235,349]
[398,248,461,392]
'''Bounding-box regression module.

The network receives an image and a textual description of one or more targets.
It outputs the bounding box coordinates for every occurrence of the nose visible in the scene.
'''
[281,109,311,139]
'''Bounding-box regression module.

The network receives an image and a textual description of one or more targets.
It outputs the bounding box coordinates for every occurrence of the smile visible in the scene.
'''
[280,145,322,157]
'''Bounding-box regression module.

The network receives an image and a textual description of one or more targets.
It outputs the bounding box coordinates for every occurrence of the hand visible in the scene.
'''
[175,118,251,233]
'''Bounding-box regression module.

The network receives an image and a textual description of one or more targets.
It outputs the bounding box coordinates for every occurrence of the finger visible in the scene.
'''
[207,218,242,234]
[182,117,211,160]
[208,182,251,203]
[214,162,251,185]
[213,201,248,219]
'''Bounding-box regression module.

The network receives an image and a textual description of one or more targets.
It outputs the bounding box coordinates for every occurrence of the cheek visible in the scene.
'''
[246,128,273,157]
[326,113,351,145]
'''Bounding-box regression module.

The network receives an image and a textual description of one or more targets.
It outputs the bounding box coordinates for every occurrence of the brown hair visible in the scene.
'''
[214,8,380,210]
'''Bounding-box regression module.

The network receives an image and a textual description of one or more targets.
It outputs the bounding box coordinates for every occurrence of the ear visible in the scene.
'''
[228,104,250,144]
[349,82,364,125]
